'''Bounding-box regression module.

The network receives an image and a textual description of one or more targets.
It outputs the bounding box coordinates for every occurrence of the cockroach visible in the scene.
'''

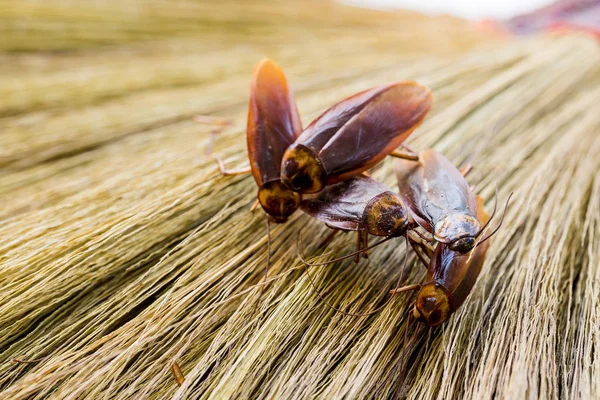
[245,58,304,223]
[390,195,492,326]
[296,175,415,316]
[197,59,302,221]
[280,81,432,194]
[195,59,303,316]
[395,148,490,253]
[300,174,412,259]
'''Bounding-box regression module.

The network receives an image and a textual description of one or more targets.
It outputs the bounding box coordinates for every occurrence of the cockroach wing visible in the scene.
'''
[429,195,491,310]
[296,82,432,182]
[300,176,391,231]
[247,59,302,187]
[395,148,477,233]
[449,195,491,309]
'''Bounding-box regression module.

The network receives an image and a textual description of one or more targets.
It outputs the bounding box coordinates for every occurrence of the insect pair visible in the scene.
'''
[205,59,508,327]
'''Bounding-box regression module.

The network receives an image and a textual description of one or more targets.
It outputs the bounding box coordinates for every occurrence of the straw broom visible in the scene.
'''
[1,1,599,399]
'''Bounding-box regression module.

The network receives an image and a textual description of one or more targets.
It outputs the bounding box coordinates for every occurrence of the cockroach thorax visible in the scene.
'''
[258,181,302,223]
[281,144,327,194]
[434,214,480,253]
[413,283,452,327]
[363,192,409,237]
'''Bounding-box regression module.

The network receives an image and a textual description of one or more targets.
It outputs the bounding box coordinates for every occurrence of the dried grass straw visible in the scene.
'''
[1,1,599,399]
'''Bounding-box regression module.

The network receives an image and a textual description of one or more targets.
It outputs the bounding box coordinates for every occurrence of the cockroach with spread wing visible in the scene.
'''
[280,81,432,194]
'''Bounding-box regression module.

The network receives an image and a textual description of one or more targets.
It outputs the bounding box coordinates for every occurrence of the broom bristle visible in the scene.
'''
[1,1,599,399]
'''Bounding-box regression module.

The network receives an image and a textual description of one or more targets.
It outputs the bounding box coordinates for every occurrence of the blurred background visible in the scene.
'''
[347,0,553,19]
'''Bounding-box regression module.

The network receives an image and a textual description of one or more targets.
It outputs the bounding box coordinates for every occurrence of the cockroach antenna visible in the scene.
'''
[296,231,395,267]
[476,192,513,245]
[250,217,272,322]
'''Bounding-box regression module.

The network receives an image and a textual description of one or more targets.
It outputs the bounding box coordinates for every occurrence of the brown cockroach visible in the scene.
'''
[197,59,302,315]
[246,58,304,223]
[296,175,415,316]
[395,148,491,253]
[390,195,492,326]
[301,174,411,242]
[197,58,303,222]
[280,81,432,194]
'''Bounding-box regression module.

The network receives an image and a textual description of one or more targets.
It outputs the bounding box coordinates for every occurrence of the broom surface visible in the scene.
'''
[1,1,599,399]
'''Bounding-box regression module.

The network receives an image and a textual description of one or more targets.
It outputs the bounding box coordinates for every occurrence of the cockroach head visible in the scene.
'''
[434,214,480,253]
[448,236,476,253]
[281,144,327,194]
[363,192,410,237]
[413,283,452,327]
[258,181,302,223]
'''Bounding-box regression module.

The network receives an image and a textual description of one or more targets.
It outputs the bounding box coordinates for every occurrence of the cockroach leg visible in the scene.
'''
[194,115,231,156]
[460,163,473,177]
[408,230,435,249]
[408,237,431,268]
[214,156,252,176]
[170,361,185,387]
[410,228,435,244]
[354,231,362,263]
[194,115,251,176]
[389,284,422,295]
[361,231,369,259]
[250,199,260,212]
[390,148,419,161]
[193,115,231,127]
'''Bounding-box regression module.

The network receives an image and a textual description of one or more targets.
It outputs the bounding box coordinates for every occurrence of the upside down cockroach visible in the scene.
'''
[297,174,414,316]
